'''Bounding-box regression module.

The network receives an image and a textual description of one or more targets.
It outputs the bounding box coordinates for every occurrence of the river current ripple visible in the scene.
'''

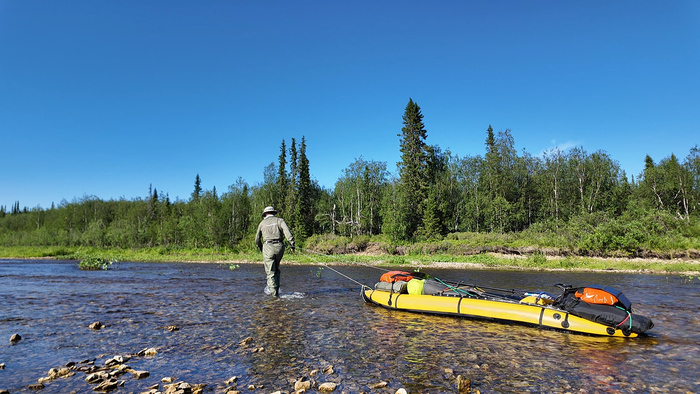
[0,260,698,393]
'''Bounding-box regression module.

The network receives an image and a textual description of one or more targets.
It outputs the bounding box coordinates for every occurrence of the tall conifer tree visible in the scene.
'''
[395,98,429,240]
[192,174,202,202]
[295,136,313,239]
[277,140,288,212]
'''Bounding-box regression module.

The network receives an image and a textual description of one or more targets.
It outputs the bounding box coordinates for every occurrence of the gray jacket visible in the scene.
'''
[255,215,295,251]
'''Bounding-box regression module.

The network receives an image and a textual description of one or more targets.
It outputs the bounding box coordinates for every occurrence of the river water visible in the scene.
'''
[0,259,698,393]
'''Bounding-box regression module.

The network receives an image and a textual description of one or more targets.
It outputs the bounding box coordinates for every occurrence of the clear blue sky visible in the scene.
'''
[2,1,699,210]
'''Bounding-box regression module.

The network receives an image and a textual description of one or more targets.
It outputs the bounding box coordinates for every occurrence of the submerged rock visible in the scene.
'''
[27,383,45,390]
[94,378,122,391]
[105,355,130,367]
[294,378,312,391]
[130,370,150,379]
[138,347,158,356]
[9,334,21,343]
[162,381,205,394]
[318,382,337,392]
[89,321,104,330]
[457,374,471,394]
[369,381,388,389]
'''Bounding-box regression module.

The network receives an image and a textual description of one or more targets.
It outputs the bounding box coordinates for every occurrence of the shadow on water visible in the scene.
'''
[0,260,698,393]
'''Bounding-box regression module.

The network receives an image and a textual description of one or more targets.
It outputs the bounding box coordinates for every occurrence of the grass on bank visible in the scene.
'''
[1,241,699,275]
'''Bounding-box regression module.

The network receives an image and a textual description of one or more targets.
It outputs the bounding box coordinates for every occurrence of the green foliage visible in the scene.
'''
[1,102,700,262]
[312,266,324,278]
[78,256,114,270]
[385,255,410,265]
[526,251,548,266]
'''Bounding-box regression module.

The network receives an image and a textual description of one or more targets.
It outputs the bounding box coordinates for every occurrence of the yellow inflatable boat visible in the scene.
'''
[362,273,654,337]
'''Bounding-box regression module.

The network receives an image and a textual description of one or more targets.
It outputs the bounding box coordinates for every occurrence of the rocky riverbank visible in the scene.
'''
[2,328,427,394]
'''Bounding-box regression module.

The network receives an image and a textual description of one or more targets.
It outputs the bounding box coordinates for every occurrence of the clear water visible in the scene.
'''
[0,260,698,393]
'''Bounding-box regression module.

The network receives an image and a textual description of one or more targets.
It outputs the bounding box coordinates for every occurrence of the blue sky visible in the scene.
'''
[1,1,699,210]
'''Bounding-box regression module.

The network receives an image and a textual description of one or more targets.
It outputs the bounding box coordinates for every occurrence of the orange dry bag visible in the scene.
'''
[380,271,414,283]
[575,287,619,306]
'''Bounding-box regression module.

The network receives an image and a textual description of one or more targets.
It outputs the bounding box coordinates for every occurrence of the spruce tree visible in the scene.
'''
[277,140,288,212]
[286,138,299,227]
[192,174,202,202]
[295,136,313,239]
[395,98,429,240]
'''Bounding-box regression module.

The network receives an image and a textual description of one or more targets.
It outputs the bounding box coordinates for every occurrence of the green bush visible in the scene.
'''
[78,257,114,270]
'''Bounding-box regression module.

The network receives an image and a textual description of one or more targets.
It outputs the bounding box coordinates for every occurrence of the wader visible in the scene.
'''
[263,240,284,297]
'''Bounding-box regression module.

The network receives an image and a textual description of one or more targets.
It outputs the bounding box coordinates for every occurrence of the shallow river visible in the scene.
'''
[0,260,698,393]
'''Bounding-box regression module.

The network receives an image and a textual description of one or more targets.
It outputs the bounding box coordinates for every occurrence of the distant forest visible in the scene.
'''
[2,99,699,254]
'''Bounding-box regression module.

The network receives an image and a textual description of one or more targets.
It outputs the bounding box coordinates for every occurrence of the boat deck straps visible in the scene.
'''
[615,307,633,331]
[436,278,482,298]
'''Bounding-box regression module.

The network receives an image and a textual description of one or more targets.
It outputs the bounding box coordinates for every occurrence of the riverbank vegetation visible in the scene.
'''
[2,100,699,272]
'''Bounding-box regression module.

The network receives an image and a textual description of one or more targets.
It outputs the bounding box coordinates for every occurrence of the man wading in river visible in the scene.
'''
[255,206,295,297]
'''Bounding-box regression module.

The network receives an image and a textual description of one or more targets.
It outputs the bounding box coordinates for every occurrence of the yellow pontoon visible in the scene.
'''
[362,286,641,337]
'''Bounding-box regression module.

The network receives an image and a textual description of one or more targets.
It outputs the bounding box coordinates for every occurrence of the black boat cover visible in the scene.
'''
[556,291,654,334]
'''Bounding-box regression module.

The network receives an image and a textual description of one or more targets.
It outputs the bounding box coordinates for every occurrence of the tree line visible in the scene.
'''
[2,99,699,253]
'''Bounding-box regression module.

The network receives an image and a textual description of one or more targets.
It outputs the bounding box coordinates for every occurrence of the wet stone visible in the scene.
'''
[94,378,121,391]
[369,381,388,389]
[10,334,21,343]
[318,382,337,392]
[89,321,104,330]
[105,355,130,366]
[138,347,158,356]
[27,383,45,390]
[294,378,312,391]
[131,370,150,379]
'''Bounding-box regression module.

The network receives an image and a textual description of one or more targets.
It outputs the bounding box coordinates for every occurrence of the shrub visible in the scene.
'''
[78,257,114,271]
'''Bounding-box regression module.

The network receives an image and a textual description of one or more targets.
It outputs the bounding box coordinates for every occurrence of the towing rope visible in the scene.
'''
[301,248,518,302]
[299,248,372,288]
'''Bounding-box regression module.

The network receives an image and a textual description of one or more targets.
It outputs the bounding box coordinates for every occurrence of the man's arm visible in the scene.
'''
[279,219,295,251]
[254,222,263,251]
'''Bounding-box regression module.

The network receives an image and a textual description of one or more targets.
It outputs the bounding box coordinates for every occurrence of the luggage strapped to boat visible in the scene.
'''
[553,284,653,334]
